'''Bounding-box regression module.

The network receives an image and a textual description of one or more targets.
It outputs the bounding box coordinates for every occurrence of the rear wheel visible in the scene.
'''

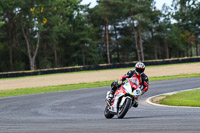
[117,98,131,119]
[104,105,114,119]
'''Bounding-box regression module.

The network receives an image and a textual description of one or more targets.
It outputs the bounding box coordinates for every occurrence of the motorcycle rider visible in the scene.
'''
[106,62,149,108]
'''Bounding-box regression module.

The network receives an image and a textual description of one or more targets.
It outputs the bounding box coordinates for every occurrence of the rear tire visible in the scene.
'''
[117,98,131,119]
[104,105,114,119]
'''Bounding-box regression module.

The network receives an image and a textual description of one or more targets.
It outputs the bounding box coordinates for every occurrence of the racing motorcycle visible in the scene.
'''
[104,77,142,119]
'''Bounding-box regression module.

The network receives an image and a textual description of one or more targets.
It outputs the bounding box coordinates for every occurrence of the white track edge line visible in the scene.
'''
[146,87,200,108]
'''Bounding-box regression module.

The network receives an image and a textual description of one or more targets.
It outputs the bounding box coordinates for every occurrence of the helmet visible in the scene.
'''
[135,62,145,74]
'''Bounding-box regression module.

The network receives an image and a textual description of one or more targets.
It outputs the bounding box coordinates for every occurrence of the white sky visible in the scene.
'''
[154,0,173,10]
[81,0,173,10]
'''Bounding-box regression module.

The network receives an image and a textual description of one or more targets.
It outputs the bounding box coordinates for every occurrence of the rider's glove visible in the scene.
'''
[139,85,143,90]
[140,85,148,95]
[139,85,144,95]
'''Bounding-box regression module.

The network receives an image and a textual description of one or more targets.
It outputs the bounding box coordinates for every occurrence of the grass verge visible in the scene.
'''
[158,89,200,107]
[150,73,200,81]
[0,73,199,98]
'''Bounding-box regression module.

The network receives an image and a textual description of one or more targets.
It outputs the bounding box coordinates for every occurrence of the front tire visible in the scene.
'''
[117,98,131,119]
[104,105,114,119]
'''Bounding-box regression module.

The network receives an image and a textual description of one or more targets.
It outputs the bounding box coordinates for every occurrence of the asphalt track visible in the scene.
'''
[0,77,200,133]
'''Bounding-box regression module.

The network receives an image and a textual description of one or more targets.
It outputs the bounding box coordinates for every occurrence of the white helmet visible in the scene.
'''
[135,62,145,74]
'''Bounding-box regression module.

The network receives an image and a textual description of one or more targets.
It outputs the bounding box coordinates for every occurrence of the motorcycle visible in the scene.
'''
[104,77,142,119]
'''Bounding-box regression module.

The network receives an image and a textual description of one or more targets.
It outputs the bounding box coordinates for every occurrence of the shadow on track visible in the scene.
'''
[110,114,187,120]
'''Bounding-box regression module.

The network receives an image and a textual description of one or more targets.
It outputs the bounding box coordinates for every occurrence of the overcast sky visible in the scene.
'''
[81,0,173,10]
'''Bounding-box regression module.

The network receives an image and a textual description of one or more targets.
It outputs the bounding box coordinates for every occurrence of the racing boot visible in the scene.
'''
[106,91,114,105]
[133,97,139,108]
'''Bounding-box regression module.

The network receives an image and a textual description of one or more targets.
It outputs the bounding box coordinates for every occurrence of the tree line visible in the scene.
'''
[0,0,199,72]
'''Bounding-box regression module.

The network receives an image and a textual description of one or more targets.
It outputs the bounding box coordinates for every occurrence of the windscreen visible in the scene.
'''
[129,77,139,86]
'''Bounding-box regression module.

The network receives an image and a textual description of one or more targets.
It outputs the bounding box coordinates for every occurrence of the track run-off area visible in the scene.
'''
[0,77,200,133]
[1,63,200,90]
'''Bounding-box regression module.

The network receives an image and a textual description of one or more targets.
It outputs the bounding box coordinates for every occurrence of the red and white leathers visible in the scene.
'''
[111,70,149,95]
[119,70,149,94]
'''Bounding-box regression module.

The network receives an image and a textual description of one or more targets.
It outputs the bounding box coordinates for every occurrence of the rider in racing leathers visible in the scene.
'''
[106,62,149,108]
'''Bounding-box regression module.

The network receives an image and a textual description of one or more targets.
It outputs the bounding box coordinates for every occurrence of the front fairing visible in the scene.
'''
[109,78,141,113]
[123,82,133,94]
[125,78,142,96]
[110,83,132,113]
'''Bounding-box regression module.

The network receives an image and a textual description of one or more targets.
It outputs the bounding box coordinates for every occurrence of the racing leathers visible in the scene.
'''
[110,70,149,97]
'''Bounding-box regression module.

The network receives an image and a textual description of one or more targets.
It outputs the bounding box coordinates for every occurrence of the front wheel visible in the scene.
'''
[104,105,114,119]
[117,98,131,119]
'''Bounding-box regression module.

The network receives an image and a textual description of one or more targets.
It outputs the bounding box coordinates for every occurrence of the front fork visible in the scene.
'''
[130,96,138,107]
[119,95,134,109]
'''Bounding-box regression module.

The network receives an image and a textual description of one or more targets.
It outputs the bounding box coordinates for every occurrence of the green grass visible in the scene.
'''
[0,73,199,97]
[158,89,200,107]
[1,62,199,80]
[150,73,200,81]
[0,81,111,97]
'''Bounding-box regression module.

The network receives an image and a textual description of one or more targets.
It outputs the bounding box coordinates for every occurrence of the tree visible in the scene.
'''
[123,0,154,61]
[159,4,172,58]
[0,7,4,27]
[148,2,162,59]
[41,0,81,67]
[69,6,99,66]
[17,0,44,70]
[16,0,82,70]
[92,0,117,64]
[1,0,199,72]
[0,0,19,71]
[172,0,200,56]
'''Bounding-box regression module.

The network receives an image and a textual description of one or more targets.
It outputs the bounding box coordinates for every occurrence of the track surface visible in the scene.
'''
[0,77,200,133]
